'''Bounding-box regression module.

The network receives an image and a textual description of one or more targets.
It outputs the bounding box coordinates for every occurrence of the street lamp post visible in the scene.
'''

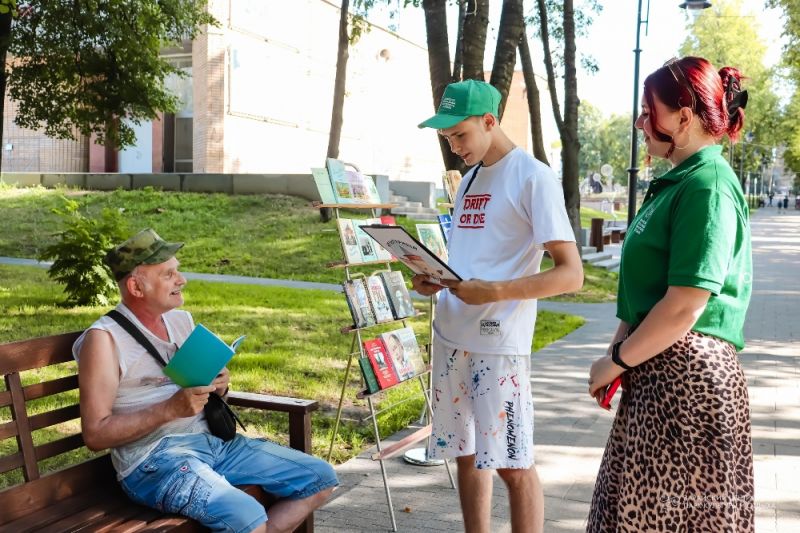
[627,1,712,226]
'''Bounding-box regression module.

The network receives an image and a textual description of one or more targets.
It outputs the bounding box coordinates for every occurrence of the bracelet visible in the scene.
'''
[611,341,634,371]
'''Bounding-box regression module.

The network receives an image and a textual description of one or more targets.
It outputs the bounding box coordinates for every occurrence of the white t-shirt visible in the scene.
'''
[434,147,575,355]
[73,303,208,479]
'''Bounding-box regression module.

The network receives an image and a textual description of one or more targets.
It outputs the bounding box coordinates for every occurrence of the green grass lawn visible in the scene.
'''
[0,264,584,486]
[0,185,617,302]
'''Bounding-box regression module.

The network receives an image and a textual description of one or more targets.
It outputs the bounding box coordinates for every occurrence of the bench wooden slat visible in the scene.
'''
[0,389,11,408]
[0,332,80,374]
[24,375,79,401]
[0,487,112,532]
[76,505,159,533]
[0,419,18,440]
[5,372,39,482]
[28,404,81,431]
[34,433,85,461]
[227,391,318,414]
[0,451,24,474]
[0,455,115,524]
[35,496,130,533]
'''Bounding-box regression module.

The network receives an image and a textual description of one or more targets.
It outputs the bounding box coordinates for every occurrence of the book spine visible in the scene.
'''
[358,357,381,394]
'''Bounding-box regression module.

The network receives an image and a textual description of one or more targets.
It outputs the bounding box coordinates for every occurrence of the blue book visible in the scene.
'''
[163,324,246,387]
[437,214,453,243]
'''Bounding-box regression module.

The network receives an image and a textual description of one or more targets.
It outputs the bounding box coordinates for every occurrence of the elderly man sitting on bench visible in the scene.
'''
[74,228,338,533]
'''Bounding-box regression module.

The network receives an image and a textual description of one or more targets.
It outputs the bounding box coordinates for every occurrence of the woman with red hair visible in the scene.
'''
[586,56,754,532]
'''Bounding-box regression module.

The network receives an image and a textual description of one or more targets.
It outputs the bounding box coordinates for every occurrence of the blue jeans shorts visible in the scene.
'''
[120,433,338,533]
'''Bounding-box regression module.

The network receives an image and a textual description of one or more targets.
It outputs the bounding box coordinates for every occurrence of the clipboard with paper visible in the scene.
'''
[360,224,461,284]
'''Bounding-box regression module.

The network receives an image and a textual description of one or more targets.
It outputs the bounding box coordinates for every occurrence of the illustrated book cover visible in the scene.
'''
[363,338,399,389]
[437,213,453,243]
[326,158,353,203]
[310,167,336,204]
[337,218,363,264]
[358,356,381,394]
[416,223,448,262]
[164,325,245,387]
[365,274,395,323]
[353,219,379,263]
[379,270,415,319]
[343,279,376,328]
[379,327,423,381]
[360,224,461,284]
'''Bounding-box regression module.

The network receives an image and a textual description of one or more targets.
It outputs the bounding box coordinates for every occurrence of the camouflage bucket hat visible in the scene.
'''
[105,228,184,281]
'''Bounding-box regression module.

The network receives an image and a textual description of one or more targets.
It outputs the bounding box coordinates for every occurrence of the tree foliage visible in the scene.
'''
[679,0,782,176]
[5,0,215,149]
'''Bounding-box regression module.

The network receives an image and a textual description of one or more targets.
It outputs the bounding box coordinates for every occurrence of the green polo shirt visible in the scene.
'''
[617,145,752,350]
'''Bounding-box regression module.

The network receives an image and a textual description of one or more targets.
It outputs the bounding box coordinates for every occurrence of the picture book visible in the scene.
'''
[337,218,363,264]
[358,356,381,394]
[416,223,448,262]
[164,325,246,387]
[366,274,395,323]
[364,175,382,204]
[310,167,336,204]
[363,338,399,389]
[379,215,396,225]
[379,327,423,381]
[380,271,415,319]
[360,225,461,284]
[366,217,393,261]
[326,158,353,203]
[353,220,379,263]
[443,170,462,203]
[346,170,370,202]
[343,279,376,328]
[437,213,453,243]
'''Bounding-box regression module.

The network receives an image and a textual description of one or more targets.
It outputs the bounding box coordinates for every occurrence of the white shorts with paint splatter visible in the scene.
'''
[426,338,534,469]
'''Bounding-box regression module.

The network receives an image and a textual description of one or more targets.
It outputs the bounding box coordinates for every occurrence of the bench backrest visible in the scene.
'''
[0,331,117,525]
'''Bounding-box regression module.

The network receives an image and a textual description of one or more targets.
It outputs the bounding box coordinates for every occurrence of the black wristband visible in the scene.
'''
[611,341,634,371]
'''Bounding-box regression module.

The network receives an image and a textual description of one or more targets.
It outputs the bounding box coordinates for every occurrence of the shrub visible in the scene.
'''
[38,197,129,306]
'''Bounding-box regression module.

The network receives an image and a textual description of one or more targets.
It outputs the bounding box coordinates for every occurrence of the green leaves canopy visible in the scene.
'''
[6,0,214,148]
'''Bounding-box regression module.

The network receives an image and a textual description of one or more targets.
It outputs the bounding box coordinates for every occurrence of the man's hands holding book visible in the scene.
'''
[166,385,217,418]
[411,275,501,305]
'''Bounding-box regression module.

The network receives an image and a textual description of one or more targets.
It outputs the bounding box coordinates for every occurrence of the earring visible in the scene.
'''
[673,132,691,151]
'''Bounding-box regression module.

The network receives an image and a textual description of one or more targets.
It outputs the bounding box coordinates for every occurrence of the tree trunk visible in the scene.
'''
[422,0,462,172]
[489,0,524,120]
[461,0,488,81]
[452,0,466,81]
[0,10,12,175]
[518,33,549,165]
[323,0,350,222]
[561,0,581,242]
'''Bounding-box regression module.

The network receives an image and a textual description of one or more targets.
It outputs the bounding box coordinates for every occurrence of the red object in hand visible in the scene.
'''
[600,376,622,409]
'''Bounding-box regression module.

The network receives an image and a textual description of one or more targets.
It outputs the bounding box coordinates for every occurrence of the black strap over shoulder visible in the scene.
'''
[106,309,168,367]
[460,162,484,201]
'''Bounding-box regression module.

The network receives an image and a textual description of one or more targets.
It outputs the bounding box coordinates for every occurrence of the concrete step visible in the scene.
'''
[399,201,423,208]
[581,246,597,255]
[593,258,621,270]
[610,265,620,273]
[389,194,408,203]
[582,252,612,264]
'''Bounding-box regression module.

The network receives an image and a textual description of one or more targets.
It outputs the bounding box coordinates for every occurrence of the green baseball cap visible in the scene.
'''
[105,228,184,281]
[418,79,501,129]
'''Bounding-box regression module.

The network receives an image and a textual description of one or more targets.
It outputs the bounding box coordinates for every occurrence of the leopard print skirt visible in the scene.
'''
[587,330,754,532]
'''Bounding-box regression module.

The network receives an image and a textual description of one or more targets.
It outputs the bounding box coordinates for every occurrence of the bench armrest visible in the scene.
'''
[226,391,318,453]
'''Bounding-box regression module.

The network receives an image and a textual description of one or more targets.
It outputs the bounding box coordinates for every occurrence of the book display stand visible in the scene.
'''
[316,197,455,531]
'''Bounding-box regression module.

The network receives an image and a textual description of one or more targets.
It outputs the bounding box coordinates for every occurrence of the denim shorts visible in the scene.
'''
[120,433,338,533]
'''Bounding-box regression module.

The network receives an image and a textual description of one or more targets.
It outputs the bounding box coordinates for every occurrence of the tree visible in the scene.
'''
[2,0,214,160]
[680,0,782,181]
[518,33,549,165]
[536,0,581,240]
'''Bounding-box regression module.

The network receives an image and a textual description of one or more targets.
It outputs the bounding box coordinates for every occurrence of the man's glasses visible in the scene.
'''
[664,57,697,111]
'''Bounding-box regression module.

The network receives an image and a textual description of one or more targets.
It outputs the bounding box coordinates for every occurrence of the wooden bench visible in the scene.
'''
[0,331,318,533]
[589,218,627,252]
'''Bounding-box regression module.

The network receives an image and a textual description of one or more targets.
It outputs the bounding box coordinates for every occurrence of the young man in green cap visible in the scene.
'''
[413,80,584,533]
[75,228,337,533]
